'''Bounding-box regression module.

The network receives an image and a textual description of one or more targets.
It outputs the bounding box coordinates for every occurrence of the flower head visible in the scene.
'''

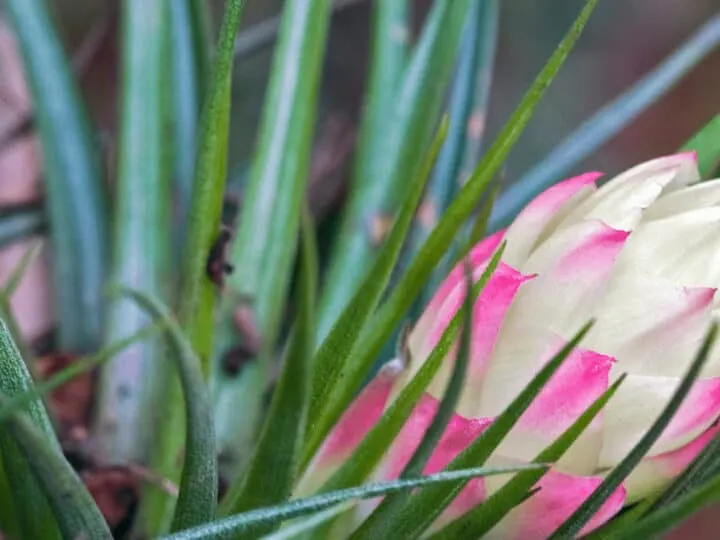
[304,153,720,538]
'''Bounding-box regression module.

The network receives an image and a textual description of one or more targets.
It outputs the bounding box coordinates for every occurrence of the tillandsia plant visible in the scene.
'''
[0,0,718,540]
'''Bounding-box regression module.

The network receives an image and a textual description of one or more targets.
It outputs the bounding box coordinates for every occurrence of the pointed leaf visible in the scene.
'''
[118,287,217,531]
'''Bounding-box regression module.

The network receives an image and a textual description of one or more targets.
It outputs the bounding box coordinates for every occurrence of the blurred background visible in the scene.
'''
[0,0,717,534]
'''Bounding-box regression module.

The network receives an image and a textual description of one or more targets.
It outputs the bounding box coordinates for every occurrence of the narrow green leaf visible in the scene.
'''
[351,255,480,538]
[305,0,600,466]
[408,0,499,307]
[0,205,45,248]
[2,240,42,298]
[549,323,719,539]
[0,320,61,539]
[5,0,108,352]
[431,374,627,539]
[0,389,110,539]
[170,0,210,245]
[142,0,246,533]
[315,0,408,342]
[318,0,470,340]
[609,473,720,540]
[220,206,318,528]
[260,503,355,540]
[119,287,217,531]
[95,0,171,465]
[0,241,44,369]
[0,324,162,425]
[161,465,546,540]
[385,321,596,538]
[490,12,720,230]
[228,0,332,351]
[178,0,245,371]
[307,118,449,436]
[681,114,720,179]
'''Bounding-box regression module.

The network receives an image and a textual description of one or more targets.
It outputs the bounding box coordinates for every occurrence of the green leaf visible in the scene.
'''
[0,389,110,539]
[260,503,355,540]
[95,0,171,465]
[431,374,626,538]
[490,12,720,230]
[141,0,246,533]
[408,0,500,308]
[681,114,720,179]
[351,252,483,538]
[608,473,720,540]
[0,321,90,539]
[228,0,332,351]
[549,323,719,539]
[318,0,470,340]
[382,321,595,538]
[5,0,108,353]
[118,287,217,532]
[305,0,600,467]
[307,118,449,441]
[0,241,44,369]
[219,206,318,529]
[160,465,546,540]
[170,0,211,244]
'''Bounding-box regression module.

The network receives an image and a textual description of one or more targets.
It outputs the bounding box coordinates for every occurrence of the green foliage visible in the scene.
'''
[5,0,108,353]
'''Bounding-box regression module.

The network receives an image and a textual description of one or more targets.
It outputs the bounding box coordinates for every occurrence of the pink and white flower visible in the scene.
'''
[305,153,720,538]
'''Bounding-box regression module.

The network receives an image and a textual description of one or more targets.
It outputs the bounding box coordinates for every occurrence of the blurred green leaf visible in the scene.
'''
[95,0,171,465]
[490,12,720,230]
[318,0,470,340]
[228,0,332,353]
[141,0,246,533]
[161,465,545,540]
[5,0,109,353]
[378,321,595,538]
[0,241,44,368]
[306,0,600,465]
[681,114,720,179]
[0,321,81,539]
[432,374,626,538]
[352,249,490,539]
[119,287,217,532]
[549,323,719,539]
[407,0,499,310]
[307,118,449,442]
[220,207,318,532]
[170,0,211,245]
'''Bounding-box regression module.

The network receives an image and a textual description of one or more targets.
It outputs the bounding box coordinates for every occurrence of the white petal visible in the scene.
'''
[599,374,720,468]
[644,179,720,221]
[585,271,715,378]
[555,153,700,232]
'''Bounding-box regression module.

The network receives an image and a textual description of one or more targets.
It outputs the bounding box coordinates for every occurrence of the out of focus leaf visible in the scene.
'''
[681,114,720,179]
[5,0,109,352]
